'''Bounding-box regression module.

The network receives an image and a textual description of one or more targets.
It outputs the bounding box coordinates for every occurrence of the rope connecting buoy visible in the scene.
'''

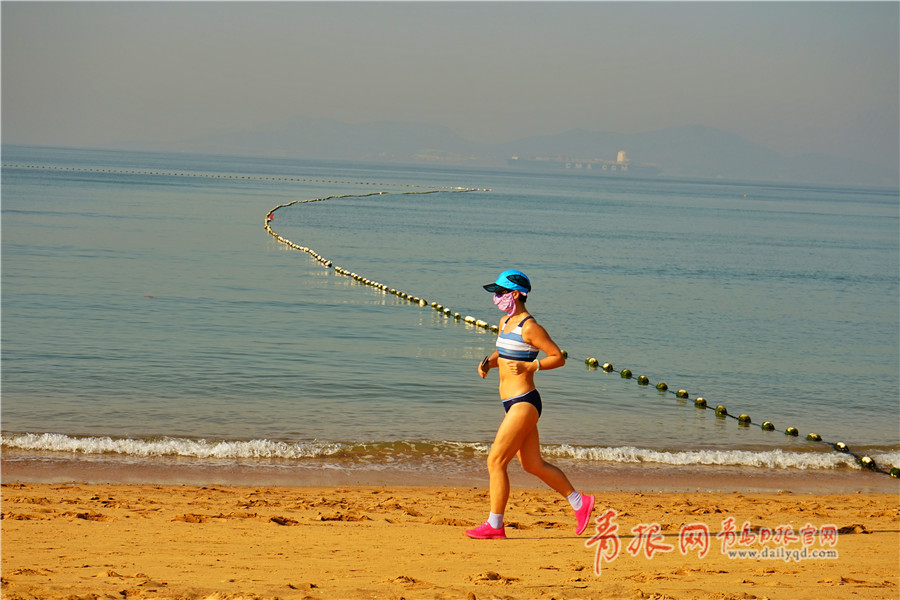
[676,389,689,399]
[785,427,799,436]
[806,433,822,442]
[636,375,649,385]
[715,405,728,417]
[761,421,775,431]
[694,397,707,409]
[656,382,668,391]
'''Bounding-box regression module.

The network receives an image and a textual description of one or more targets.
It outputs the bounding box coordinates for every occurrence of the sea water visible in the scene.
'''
[2,145,898,491]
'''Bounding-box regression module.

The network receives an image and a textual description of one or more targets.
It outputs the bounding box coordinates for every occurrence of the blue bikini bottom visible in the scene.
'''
[501,389,542,417]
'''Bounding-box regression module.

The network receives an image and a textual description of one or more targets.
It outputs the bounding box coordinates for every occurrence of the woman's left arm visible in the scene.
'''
[522,319,566,372]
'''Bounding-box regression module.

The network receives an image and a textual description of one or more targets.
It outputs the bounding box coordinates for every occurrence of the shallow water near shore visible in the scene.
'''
[2,145,898,489]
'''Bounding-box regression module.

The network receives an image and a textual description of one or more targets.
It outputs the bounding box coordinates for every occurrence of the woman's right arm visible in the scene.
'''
[478,351,499,378]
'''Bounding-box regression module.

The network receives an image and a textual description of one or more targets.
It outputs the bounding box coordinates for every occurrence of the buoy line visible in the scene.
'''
[266,188,897,480]
[581,360,898,477]
[0,163,471,190]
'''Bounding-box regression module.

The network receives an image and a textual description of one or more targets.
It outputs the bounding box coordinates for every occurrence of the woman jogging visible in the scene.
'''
[465,269,594,540]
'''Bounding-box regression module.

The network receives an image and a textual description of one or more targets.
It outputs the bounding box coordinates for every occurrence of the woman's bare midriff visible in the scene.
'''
[497,358,536,399]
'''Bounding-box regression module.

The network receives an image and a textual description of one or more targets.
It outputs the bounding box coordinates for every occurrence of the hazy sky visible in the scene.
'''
[3,2,898,169]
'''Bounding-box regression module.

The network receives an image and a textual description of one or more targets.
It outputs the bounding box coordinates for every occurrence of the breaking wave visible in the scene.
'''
[3,432,897,471]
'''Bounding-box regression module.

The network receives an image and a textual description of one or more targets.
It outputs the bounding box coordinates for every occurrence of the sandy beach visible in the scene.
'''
[2,483,897,600]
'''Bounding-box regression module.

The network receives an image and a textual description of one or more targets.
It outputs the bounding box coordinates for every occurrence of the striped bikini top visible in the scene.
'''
[496,316,539,361]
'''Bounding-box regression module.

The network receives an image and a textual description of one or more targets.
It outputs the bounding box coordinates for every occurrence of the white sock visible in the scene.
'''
[567,490,583,511]
[488,512,504,529]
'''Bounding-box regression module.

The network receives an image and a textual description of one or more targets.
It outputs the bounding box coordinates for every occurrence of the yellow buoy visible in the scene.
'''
[694,397,707,409]
[715,405,727,416]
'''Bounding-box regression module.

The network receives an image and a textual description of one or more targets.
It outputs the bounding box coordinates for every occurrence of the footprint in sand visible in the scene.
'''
[467,571,519,584]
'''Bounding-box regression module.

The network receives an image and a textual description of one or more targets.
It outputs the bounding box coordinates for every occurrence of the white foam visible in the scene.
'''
[2,433,897,471]
[0,432,345,459]
[546,444,888,471]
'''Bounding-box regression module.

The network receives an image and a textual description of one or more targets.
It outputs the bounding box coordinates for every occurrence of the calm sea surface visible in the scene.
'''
[2,145,898,490]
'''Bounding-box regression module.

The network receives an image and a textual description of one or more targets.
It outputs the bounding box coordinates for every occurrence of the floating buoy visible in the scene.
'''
[585,357,599,368]
[561,350,568,359]
[785,427,799,436]
[620,369,633,379]
[694,397,707,409]
[738,414,751,424]
[890,467,899,478]
[861,456,876,470]
[676,389,689,399]
[454,313,461,320]
[761,421,775,431]
[834,442,849,452]
[656,382,668,391]
[806,433,822,442]
[602,362,614,372]
[637,375,649,385]
[715,405,727,416]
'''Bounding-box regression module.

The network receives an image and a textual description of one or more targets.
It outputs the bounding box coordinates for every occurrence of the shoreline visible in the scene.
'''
[3,454,898,494]
[2,482,897,600]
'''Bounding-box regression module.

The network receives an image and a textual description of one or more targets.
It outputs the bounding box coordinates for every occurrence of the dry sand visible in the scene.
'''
[2,483,898,600]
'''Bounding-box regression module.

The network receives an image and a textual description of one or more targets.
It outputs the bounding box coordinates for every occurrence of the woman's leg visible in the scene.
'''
[486,402,540,515]
[516,423,575,497]
[518,424,596,535]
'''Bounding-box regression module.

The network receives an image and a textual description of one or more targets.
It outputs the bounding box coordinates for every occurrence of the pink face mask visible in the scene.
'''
[493,292,517,316]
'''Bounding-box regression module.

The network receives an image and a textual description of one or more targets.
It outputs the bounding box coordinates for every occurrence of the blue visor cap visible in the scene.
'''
[483,270,531,294]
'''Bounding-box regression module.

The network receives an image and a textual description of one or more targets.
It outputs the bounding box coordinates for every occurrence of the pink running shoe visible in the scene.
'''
[465,522,506,539]
[574,494,595,535]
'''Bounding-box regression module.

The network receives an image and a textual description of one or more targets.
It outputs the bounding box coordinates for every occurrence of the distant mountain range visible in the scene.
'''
[117,116,898,187]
